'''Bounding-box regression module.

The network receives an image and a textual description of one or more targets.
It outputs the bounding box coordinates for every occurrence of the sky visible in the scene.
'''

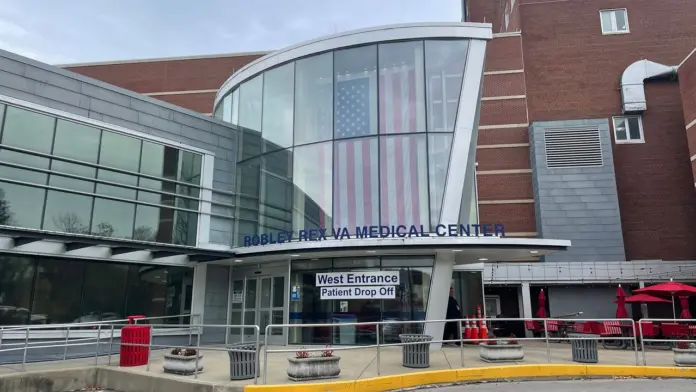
[0,0,462,65]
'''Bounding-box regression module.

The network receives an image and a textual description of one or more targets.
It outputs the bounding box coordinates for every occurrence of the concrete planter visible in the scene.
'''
[479,343,524,362]
[287,356,341,381]
[163,354,204,375]
[673,348,696,367]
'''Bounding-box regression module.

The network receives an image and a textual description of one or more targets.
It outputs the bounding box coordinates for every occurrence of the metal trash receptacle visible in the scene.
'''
[227,342,259,380]
[568,333,599,363]
[399,334,433,368]
[119,315,150,367]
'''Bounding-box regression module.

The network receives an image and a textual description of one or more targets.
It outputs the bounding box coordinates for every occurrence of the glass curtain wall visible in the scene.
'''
[288,256,434,345]
[0,104,206,246]
[225,39,472,245]
[0,254,193,325]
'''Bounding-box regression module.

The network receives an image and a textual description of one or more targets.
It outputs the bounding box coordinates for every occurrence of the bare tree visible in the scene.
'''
[92,222,115,237]
[133,225,156,242]
[0,189,14,225]
[52,213,90,234]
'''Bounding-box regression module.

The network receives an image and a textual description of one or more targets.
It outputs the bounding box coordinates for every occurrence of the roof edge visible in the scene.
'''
[214,21,494,108]
[0,48,236,129]
[56,50,272,68]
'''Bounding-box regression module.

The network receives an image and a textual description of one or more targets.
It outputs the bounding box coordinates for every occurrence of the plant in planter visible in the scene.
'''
[163,348,204,375]
[287,345,341,382]
[479,335,524,363]
[673,341,696,367]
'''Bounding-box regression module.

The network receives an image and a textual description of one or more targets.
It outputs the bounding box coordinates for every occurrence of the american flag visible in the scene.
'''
[378,63,428,228]
[334,73,379,230]
[333,54,429,230]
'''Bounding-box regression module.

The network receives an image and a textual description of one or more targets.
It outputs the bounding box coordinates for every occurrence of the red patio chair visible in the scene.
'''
[636,321,657,338]
[547,320,559,333]
[525,320,541,332]
[575,322,593,334]
[600,321,622,337]
[661,323,690,339]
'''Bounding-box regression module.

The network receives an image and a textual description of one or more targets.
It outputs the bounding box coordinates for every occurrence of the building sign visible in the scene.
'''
[317,271,399,300]
[232,291,243,304]
[321,286,396,300]
[242,223,506,247]
[316,271,400,286]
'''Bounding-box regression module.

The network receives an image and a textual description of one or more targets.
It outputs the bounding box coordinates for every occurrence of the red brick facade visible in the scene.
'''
[65,53,267,113]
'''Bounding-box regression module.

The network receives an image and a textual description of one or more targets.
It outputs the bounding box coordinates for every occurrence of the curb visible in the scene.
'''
[243,365,696,392]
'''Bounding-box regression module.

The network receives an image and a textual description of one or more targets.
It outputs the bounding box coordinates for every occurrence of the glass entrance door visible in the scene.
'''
[229,276,286,345]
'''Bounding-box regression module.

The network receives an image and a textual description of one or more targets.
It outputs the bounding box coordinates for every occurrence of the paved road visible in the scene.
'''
[425,379,696,391]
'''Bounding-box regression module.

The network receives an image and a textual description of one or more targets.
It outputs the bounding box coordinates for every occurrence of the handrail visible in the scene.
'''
[0,323,260,384]
[637,317,696,366]
[262,317,638,384]
[11,316,696,380]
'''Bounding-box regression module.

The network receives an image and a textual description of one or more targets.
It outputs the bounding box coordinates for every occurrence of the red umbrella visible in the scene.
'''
[537,289,547,318]
[680,297,692,319]
[621,293,672,304]
[634,280,696,297]
[634,279,696,318]
[615,285,628,318]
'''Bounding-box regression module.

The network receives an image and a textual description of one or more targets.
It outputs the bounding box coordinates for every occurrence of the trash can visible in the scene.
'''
[568,333,598,363]
[399,334,433,368]
[120,315,151,367]
[227,342,259,380]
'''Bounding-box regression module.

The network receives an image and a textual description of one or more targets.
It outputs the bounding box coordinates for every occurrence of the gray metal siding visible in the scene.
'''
[202,265,231,344]
[530,119,626,262]
[0,49,238,245]
[548,285,632,319]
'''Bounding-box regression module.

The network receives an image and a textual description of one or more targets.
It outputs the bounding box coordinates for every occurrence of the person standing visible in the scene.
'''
[443,286,461,346]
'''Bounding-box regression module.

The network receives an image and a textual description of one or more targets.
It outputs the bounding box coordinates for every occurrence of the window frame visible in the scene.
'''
[600,8,630,35]
[612,115,645,144]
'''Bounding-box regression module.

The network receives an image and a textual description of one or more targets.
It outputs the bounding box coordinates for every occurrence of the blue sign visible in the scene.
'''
[243,223,505,247]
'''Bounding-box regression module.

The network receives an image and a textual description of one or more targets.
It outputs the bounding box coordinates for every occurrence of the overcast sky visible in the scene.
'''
[0,0,462,65]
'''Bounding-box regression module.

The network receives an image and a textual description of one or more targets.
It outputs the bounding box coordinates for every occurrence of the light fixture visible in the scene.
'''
[290,254,301,257]
[366,250,376,253]
[234,259,243,263]
[452,249,462,252]
[478,258,488,261]
[529,250,539,254]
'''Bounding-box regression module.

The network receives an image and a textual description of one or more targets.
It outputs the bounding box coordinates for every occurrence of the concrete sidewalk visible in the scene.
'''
[1,341,676,388]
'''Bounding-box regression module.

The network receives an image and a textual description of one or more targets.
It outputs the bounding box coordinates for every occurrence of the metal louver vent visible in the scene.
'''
[544,127,603,169]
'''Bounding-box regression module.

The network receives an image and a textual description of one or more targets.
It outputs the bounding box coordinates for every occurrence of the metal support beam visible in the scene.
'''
[64,242,94,252]
[13,237,42,247]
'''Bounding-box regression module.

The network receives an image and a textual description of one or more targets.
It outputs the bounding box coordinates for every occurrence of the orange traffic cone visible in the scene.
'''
[464,316,472,340]
[470,314,479,343]
[479,317,488,340]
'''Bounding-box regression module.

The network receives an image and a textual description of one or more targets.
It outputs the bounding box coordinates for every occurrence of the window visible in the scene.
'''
[294,53,333,145]
[600,9,629,34]
[262,62,294,151]
[613,116,644,143]
[424,40,469,132]
[484,295,501,318]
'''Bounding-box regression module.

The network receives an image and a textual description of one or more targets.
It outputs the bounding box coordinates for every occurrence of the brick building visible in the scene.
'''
[59,0,696,329]
[0,1,692,349]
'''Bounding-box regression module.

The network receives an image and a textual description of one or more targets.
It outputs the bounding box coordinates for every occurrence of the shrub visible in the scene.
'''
[321,345,334,357]
[170,348,197,356]
[295,347,310,359]
[676,341,690,350]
